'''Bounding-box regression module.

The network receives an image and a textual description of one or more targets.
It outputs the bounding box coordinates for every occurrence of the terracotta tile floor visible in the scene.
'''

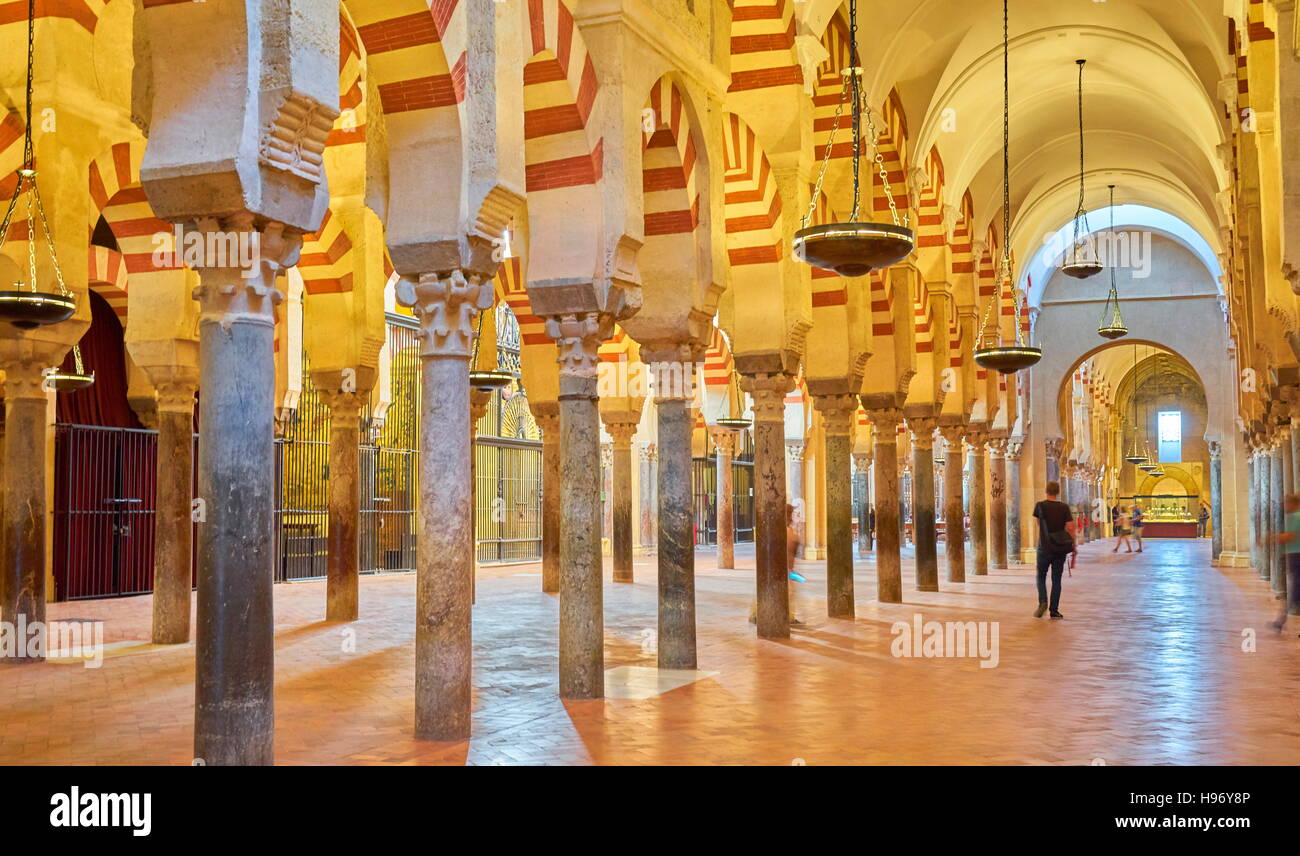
[3,537,1298,765]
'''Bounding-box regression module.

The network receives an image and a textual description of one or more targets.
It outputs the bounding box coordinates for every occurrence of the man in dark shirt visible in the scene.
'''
[1032,480,1075,619]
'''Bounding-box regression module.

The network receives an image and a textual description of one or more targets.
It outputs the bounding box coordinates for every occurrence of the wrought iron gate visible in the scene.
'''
[690,458,755,546]
[53,424,159,599]
[475,436,543,563]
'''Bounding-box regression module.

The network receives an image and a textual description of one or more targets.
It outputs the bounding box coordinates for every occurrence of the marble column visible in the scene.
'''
[1292,424,1300,499]
[396,267,493,740]
[534,404,561,593]
[606,421,637,582]
[1259,446,1273,581]
[742,373,793,638]
[1247,451,1259,576]
[639,443,657,554]
[191,220,295,764]
[907,416,939,592]
[711,427,738,570]
[547,314,611,698]
[649,354,697,670]
[319,387,365,622]
[853,451,873,555]
[1209,441,1223,561]
[1006,441,1023,562]
[787,441,806,557]
[0,360,50,663]
[1273,440,1286,593]
[968,430,989,576]
[817,396,857,617]
[988,438,1008,569]
[940,426,966,582]
[1283,427,1294,602]
[1044,437,1063,485]
[865,408,904,603]
[151,372,198,644]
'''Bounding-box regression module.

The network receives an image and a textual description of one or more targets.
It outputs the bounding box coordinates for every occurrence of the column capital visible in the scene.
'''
[1044,435,1065,461]
[545,312,614,379]
[966,426,990,449]
[864,406,904,438]
[531,401,559,435]
[191,217,301,328]
[0,358,50,401]
[987,437,1008,458]
[396,268,495,359]
[1208,439,1222,461]
[905,415,938,450]
[814,394,857,437]
[740,372,795,422]
[645,348,702,402]
[938,423,967,448]
[317,388,368,424]
[1005,440,1023,461]
[640,442,657,463]
[605,419,638,449]
[852,451,873,470]
[786,440,806,463]
[708,426,739,456]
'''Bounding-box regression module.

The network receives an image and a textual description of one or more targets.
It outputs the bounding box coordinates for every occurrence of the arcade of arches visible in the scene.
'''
[1,0,1299,766]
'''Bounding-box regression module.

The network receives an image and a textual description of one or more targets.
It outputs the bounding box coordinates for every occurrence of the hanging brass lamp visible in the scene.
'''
[1097,185,1128,339]
[468,303,515,393]
[972,0,1041,375]
[1061,60,1103,279]
[793,0,914,276]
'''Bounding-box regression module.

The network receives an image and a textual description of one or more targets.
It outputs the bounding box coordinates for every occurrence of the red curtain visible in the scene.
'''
[55,291,142,429]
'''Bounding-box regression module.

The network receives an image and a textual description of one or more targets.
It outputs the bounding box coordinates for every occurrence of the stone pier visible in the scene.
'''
[817,396,857,617]
[866,407,904,603]
[940,425,966,582]
[150,371,198,644]
[742,373,793,638]
[907,415,939,592]
[1006,441,1023,561]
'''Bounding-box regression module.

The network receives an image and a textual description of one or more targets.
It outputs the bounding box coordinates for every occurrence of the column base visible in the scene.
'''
[1215,551,1251,567]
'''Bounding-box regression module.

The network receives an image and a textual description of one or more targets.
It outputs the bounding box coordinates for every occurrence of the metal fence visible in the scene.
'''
[475,436,544,563]
[690,458,755,546]
[361,316,421,573]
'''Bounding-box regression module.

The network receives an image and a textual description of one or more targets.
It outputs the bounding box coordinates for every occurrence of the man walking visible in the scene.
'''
[1270,493,1300,635]
[1033,481,1075,619]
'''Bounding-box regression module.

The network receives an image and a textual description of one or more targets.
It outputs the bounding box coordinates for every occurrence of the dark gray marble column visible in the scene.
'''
[1248,451,1260,575]
[533,404,561,593]
[712,427,738,569]
[818,396,857,617]
[320,388,365,622]
[606,421,636,583]
[968,430,989,576]
[1273,441,1286,593]
[192,221,294,764]
[151,374,198,644]
[1283,427,1293,603]
[940,426,966,582]
[549,314,610,698]
[397,267,493,740]
[866,408,904,602]
[1006,441,1023,562]
[988,438,1008,569]
[0,360,49,664]
[743,373,793,637]
[853,452,873,556]
[650,354,697,670]
[1260,447,1273,581]
[1209,441,1223,561]
[907,416,939,592]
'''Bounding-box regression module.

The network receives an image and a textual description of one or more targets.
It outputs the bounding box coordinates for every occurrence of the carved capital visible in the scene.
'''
[987,437,1008,458]
[544,312,612,379]
[1005,440,1023,461]
[709,426,739,458]
[865,407,903,441]
[317,389,367,425]
[2,359,51,402]
[814,394,857,437]
[647,353,701,403]
[852,451,873,471]
[740,372,795,422]
[155,377,199,415]
[906,415,938,450]
[1208,440,1222,461]
[1044,436,1065,461]
[938,424,966,452]
[640,442,657,463]
[786,441,806,463]
[396,268,494,360]
[605,419,638,449]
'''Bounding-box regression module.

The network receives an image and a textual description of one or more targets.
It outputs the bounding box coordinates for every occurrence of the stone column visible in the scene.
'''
[853,451,873,555]
[1044,437,1064,484]
[1259,446,1272,581]
[988,438,1008,569]
[533,404,561,593]
[968,429,989,576]
[396,266,493,740]
[1273,440,1286,593]
[639,443,657,554]
[711,427,738,569]
[151,371,198,644]
[191,219,296,764]
[742,373,793,637]
[1247,451,1259,575]
[865,407,904,602]
[1283,427,1294,603]
[940,426,966,582]
[786,441,806,556]
[605,421,637,582]
[817,396,857,617]
[1006,440,1023,562]
[318,386,366,622]
[0,360,51,663]
[648,353,697,670]
[1209,441,1223,561]
[907,415,939,592]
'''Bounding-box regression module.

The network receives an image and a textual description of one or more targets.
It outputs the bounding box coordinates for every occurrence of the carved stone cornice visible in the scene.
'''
[396,268,494,360]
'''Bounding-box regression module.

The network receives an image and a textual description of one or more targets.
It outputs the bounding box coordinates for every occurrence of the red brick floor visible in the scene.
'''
[2,537,1298,765]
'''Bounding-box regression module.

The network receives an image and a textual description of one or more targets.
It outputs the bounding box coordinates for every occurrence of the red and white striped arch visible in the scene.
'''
[728,0,801,93]
[809,190,850,307]
[812,13,851,162]
[88,140,183,274]
[345,0,464,115]
[522,0,601,193]
[87,245,128,320]
[870,90,910,225]
[496,256,551,349]
[952,191,975,277]
[328,8,368,150]
[722,112,782,267]
[298,208,355,295]
[869,270,894,338]
[915,147,946,250]
[642,77,700,240]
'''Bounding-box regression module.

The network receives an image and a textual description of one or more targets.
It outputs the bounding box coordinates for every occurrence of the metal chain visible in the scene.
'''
[863,97,903,227]
[803,75,847,228]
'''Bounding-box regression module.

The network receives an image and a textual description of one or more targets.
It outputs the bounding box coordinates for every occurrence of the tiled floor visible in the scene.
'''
[3,537,1298,765]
